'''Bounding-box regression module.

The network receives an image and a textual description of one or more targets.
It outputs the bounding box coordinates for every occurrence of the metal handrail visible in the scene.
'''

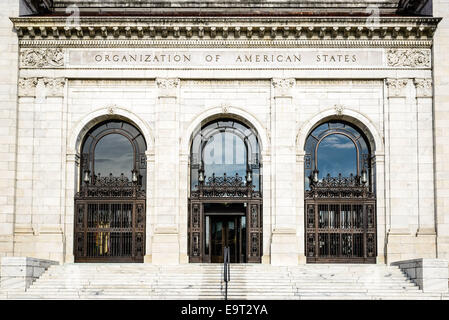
[223,247,230,300]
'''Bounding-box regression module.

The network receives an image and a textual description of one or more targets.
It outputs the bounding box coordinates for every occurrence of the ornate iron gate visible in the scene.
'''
[188,173,262,263]
[74,174,145,262]
[305,174,376,263]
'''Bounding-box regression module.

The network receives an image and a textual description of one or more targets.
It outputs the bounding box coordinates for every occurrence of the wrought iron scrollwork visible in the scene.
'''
[190,173,260,199]
[306,173,374,199]
[76,173,145,199]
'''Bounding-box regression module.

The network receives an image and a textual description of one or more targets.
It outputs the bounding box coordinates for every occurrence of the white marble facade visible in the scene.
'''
[0,0,448,266]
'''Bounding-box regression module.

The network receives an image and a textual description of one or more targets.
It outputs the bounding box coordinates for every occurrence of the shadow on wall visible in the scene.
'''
[19,0,52,16]
[397,0,433,16]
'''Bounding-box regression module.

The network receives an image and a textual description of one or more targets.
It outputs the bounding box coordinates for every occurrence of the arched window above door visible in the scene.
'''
[304,120,372,191]
[190,118,261,192]
[81,120,147,190]
[303,120,376,264]
[75,120,147,263]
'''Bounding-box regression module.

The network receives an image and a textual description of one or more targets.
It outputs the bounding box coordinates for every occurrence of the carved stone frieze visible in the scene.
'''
[20,48,64,68]
[386,78,410,98]
[414,78,433,98]
[386,49,431,68]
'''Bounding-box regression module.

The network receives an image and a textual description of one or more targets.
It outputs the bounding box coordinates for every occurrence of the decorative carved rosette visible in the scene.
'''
[385,78,409,97]
[387,49,431,68]
[414,78,432,98]
[20,48,64,68]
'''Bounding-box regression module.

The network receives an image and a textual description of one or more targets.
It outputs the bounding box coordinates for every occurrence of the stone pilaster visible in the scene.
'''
[414,78,437,256]
[14,77,66,262]
[144,150,155,263]
[270,78,298,266]
[152,78,181,265]
[296,151,307,264]
[0,0,20,257]
[385,78,419,262]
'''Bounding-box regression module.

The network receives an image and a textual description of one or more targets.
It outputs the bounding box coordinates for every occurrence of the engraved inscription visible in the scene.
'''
[68,49,387,69]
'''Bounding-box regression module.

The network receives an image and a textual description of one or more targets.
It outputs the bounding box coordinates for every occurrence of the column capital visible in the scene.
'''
[385,78,410,98]
[18,77,66,98]
[42,77,66,97]
[18,77,38,97]
[156,78,180,98]
[414,78,433,98]
[271,78,296,97]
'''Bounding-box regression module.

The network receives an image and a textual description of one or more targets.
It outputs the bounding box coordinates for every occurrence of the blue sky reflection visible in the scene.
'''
[317,134,357,179]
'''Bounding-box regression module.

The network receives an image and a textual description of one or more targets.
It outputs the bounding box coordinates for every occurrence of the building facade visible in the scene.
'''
[0,0,448,268]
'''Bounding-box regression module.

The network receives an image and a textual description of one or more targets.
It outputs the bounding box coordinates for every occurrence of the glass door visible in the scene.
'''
[210,216,241,263]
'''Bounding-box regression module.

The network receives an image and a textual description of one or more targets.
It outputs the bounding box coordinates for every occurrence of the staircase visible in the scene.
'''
[1,263,447,300]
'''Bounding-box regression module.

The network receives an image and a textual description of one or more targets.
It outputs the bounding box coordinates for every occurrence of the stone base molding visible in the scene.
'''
[0,257,58,291]
[391,259,449,293]
[270,228,298,266]
[151,227,180,265]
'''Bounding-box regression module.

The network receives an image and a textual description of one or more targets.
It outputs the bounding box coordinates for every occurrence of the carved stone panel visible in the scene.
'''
[20,48,64,68]
[387,49,431,68]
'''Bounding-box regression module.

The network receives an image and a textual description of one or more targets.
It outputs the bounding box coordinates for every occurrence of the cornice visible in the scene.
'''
[10,16,441,41]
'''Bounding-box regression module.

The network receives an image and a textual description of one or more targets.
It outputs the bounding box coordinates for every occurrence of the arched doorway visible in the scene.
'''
[74,120,147,262]
[188,118,262,263]
[304,120,376,263]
